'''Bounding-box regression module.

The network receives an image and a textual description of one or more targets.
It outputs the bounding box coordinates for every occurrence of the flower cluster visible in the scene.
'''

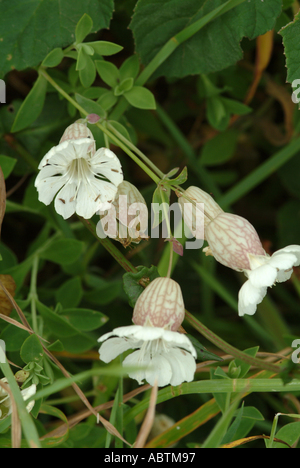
[179,186,300,316]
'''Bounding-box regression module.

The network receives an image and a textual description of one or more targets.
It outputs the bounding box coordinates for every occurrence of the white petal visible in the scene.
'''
[123,350,151,385]
[99,337,136,363]
[268,252,298,271]
[54,183,77,219]
[36,175,66,206]
[90,148,123,186]
[163,348,196,386]
[145,353,173,387]
[247,264,277,288]
[161,330,197,358]
[273,245,300,266]
[238,280,267,316]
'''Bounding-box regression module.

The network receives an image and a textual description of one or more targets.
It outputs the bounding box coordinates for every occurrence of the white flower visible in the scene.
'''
[238,245,300,316]
[98,325,196,387]
[0,378,36,420]
[35,123,123,219]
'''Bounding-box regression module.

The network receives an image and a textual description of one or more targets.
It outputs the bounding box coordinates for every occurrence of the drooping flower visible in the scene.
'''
[96,180,149,246]
[202,209,300,316]
[238,245,300,316]
[35,122,123,219]
[0,378,36,420]
[98,277,197,387]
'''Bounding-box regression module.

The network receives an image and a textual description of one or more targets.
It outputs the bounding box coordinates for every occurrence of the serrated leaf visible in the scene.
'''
[279,11,300,87]
[11,74,48,133]
[0,0,114,78]
[124,85,156,109]
[130,0,282,79]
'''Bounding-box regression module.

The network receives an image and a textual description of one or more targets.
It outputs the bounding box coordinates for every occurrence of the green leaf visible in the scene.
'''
[152,184,171,228]
[119,55,140,81]
[0,155,17,178]
[164,166,188,186]
[75,93,106,118]
[186,334,223,362]
[95,60,120,88]
[123,265,160,308]
[85,41,123,56]
[11,74,48,132]
[273,422,300,448]
[55,276,83,309]
[114,77,134,96]
[79,55,96,88]
[39,238,84,265]
[124,85,156,109]
[279,11,300,88]
[0,0,114,78]
[20,334,44,364]
[130,0,282,79]
[75,14,93,44]
[200,129,239,166]
[61,308,108,332]
[41,48,64,68]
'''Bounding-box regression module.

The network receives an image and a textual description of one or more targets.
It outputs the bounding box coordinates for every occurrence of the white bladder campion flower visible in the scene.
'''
[35,122,123,219]
[98,277,197,387]
[0,378,36,420]
[202,210,300,316]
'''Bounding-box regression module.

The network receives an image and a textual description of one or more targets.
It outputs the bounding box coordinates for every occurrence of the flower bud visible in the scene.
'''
[178,186,223,239]
[59,122,96,154]
[98,181,149,247]
[204,212,265,271]
[132,277,185,331]
[0,275,16,316]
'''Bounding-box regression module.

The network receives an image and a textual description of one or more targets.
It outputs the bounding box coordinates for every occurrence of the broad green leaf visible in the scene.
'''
[95,60,120,88]
[75,93,106,118]
[11,74,48,133]
[0,0,114,78]
[75,14,93,45]
[273,422,300,448]
[130,0,282,79]
[0,155,17,178]
[97,92,118,111]
[39,238,84,265]
[61,308,108,332]
[85,41,123,56]
[124,86,156,109]
[41,48,64,68]
[20,334,44,364]
[279,11,300,88]
[55,276,83,309]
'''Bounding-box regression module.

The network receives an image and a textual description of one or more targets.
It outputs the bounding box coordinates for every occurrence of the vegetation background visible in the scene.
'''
[1,0,300,448]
